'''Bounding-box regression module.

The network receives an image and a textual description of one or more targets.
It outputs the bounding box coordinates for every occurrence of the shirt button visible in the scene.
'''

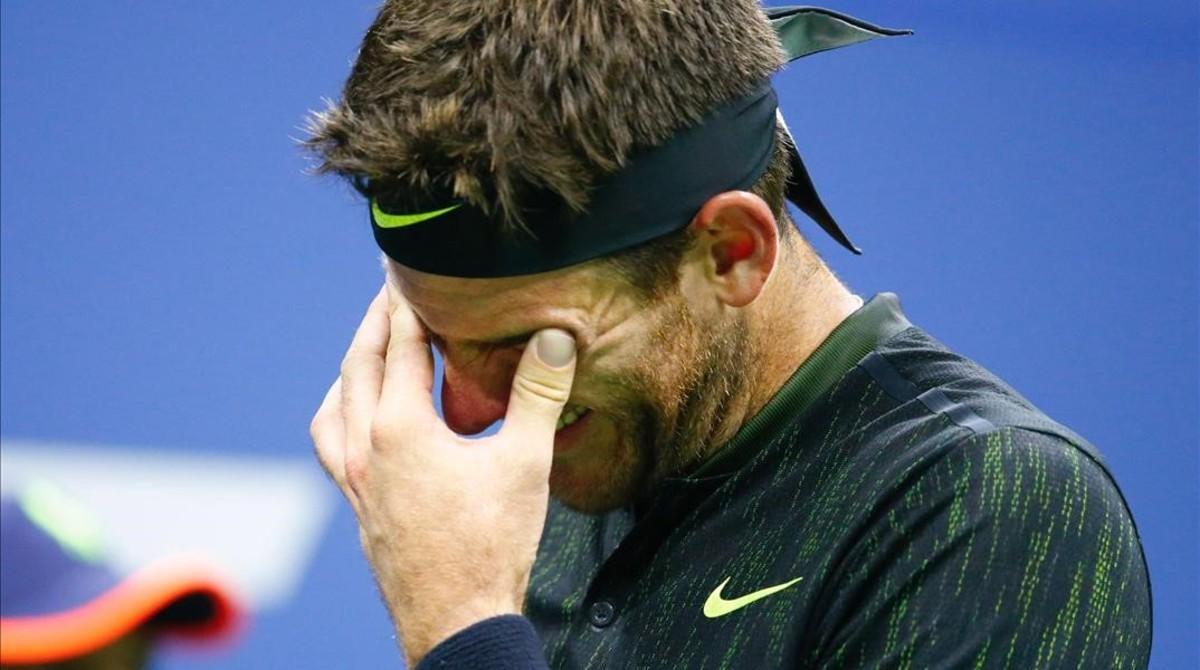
[589,600,616,628]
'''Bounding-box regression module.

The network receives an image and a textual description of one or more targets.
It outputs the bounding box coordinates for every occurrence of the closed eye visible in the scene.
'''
[418,319,534,359]
[479,331,534,349]
[426,332,525,368]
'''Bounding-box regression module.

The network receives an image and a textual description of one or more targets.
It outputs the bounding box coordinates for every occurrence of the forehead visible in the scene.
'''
[390,260,618,342]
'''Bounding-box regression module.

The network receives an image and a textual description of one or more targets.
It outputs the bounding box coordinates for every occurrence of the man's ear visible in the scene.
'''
[686,191,779,307]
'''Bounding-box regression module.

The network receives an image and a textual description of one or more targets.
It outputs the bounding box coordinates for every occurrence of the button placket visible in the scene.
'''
[589,600,616,628]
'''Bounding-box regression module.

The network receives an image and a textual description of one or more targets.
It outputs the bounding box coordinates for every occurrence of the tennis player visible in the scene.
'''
[308,3,1151,668]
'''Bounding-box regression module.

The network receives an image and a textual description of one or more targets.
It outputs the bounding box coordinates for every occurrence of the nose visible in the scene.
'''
[439,354,514,435]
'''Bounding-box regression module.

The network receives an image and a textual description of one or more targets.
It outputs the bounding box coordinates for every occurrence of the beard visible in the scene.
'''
[551,293,754,514]
[634,296,753,496]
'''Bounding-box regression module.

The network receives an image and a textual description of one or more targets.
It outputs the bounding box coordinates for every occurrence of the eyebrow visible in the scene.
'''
[418,317,534,349]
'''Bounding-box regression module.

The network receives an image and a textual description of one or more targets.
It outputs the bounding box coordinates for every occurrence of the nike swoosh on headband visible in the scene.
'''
[367,8,911,277]
[371,200,462,229]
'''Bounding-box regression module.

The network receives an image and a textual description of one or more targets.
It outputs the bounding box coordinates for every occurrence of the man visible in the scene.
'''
[307,2,1151,668]
[0,484,241,669]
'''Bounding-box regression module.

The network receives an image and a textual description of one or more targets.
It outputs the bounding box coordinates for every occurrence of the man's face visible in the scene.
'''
[392,257,751,514]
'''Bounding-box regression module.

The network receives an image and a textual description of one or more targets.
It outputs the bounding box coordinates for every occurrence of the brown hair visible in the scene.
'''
[306,0,792,290]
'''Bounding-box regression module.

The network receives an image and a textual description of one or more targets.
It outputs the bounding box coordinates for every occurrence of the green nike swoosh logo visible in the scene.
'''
[371,199,462,229]
[702,576,804,618]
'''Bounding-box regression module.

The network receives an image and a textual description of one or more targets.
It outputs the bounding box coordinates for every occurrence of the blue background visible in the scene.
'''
[2,2,1196,668]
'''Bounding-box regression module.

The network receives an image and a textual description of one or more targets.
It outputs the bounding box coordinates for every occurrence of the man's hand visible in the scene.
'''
[310,285,577,665]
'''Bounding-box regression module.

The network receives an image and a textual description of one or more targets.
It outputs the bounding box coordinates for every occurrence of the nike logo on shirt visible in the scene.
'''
[702,576,804,618]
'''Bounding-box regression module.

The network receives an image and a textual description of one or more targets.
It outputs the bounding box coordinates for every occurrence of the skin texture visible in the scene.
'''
[312,287,579,666]
[311,191,862,664]
[395,250,757,513]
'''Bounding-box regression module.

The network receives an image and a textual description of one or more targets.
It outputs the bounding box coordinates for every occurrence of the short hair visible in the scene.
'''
[307,0,791,289]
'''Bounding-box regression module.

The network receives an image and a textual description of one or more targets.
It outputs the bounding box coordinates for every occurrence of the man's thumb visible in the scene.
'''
[502,329,577,441]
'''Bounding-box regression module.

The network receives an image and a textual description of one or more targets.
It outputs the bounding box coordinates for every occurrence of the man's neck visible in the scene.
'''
[754,263,860,411]
[708,246,861,453]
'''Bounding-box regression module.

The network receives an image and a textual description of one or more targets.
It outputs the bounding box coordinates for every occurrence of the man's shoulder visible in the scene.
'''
[809,322,1145,539]
[791,322,1137,523]
[845,324,1102,464]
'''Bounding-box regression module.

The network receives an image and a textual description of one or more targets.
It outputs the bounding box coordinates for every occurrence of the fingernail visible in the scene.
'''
[536,329,576,368]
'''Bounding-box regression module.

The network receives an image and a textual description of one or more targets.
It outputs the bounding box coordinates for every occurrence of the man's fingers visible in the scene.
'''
[378,282,437,428]
[341,288,391,446]
[499,329,577,451]
[311,377,345,476]
[311,377,359,509]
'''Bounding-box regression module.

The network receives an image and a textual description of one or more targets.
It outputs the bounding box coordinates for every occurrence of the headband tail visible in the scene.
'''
[769,7,909,254]
[785,143,861,255]
[768,7,912,61]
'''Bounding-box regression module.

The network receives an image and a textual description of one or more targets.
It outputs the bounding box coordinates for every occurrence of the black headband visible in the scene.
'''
[370,7,909,278]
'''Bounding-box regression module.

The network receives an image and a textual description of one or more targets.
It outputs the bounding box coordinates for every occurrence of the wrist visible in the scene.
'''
[413,615,547,670]
[399,599,522,665]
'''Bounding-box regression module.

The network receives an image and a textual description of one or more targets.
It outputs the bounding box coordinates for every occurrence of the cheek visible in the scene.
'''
[572,354,647,413]
[578,322,661,384]
[549,414,646,509]
[574,298,695,412]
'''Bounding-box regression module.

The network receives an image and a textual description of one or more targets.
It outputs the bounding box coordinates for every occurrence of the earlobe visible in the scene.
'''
[690,191,778,308]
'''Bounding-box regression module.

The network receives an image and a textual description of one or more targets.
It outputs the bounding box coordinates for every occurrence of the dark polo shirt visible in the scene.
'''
[419,293,1151,669]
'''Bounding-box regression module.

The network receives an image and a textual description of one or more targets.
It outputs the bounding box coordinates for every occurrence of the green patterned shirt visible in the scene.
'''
[525,293,1151,669]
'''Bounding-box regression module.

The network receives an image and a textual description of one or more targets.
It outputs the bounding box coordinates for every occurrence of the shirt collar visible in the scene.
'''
[675,291,912,484]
